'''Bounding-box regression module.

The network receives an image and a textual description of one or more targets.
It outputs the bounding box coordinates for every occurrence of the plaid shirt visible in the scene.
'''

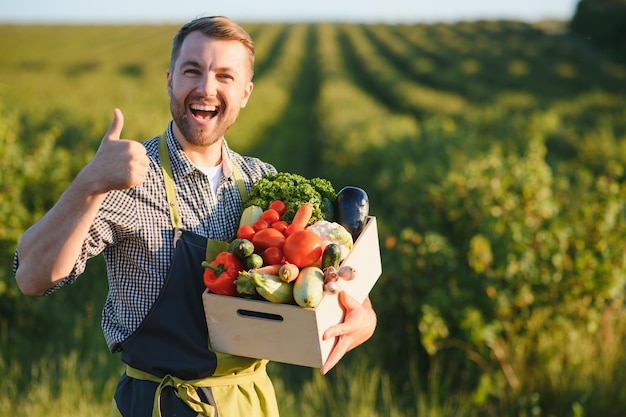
[31,122,276,351]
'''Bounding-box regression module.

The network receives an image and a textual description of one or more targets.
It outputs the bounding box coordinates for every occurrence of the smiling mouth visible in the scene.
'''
[190,103,219,119]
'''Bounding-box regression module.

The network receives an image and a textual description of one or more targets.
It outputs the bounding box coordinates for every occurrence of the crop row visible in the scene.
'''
[339,24,468,117]
[226,24,308,150]
[313,24,420,186]
[243,23,288,79]
[3,21,626,416]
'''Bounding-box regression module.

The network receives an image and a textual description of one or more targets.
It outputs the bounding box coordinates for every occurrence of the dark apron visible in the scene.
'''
[111,134,279,417]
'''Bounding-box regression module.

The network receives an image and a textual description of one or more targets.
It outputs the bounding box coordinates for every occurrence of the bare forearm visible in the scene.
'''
[15,109,150,296]
[15,174,108,296]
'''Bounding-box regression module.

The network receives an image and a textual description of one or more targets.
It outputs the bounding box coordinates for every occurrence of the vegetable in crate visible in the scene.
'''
[307,221,353,261]
[244,172,336,224]
[321,243,343,270]
[251,228,286,251]
[239,205,263,228]
[245,253,264,269]
[238,270,295,304]
[336,186,369,239]
[283,230,324,268]
[279,262,300,283]
[323,266,341,294]
[228,238,254,259]
[293,266,325,308]
[284,202,313,237]
[201,252,243,296]
[234,271,258,298]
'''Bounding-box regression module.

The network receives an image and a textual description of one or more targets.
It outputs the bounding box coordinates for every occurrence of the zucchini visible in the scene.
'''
[239,205,263,227]
[293,266,325,308]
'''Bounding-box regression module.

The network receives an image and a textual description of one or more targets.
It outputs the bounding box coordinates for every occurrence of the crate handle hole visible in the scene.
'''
[237,309,284,322]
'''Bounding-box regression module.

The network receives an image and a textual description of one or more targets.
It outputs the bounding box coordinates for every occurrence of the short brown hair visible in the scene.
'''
[170,16,255,78]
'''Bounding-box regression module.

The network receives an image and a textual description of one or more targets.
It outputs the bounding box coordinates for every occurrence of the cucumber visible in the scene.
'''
[245,253,264,269]
[228,238,255,259]
[293,266,325,308]
[321,243,342,270]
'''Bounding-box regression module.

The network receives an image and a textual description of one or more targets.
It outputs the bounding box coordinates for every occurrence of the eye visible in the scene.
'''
[183,68,201,76]
[217,73,234,81]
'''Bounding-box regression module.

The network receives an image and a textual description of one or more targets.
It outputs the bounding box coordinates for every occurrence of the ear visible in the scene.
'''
[166,70,173,97]
[240,81,254,108]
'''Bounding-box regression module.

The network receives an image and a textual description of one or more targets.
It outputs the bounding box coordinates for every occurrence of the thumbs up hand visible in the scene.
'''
[88,109,150,192]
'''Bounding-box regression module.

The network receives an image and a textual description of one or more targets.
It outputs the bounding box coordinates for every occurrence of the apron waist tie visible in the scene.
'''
[125,364,266,417]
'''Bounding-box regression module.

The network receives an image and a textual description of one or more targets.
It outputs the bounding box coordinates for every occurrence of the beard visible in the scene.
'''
[170,94,239,147]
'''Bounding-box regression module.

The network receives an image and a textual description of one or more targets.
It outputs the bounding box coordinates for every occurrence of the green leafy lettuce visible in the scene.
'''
[245,172,336,224]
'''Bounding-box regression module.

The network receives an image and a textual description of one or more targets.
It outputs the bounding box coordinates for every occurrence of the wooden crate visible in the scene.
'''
[202,216,382,368]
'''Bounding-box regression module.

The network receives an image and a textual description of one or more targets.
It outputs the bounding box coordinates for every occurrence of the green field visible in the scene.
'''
[2,18,626,416]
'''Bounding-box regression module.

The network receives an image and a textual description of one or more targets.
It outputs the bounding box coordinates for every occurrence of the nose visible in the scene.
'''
[198,73,217,97]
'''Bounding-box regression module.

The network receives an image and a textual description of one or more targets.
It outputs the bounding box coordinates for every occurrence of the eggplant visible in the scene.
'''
[336,186,369,240]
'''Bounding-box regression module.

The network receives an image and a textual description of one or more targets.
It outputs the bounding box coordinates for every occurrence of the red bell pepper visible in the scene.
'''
[201,251,243,296]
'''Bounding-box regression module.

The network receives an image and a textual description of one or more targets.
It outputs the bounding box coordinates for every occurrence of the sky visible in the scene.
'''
[1,0,580,24]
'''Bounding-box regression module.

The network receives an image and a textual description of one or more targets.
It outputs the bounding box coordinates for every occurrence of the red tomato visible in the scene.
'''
[252,219,269,232]
[271,220,289,235]
[283,230,323,268]
[252,228,286,251]
[261,208,280,224]
[268,200,287,216]
[237,224,256,241]
[262,246,284,265]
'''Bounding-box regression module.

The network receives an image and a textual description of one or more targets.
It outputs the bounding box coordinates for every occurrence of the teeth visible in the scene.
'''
[190,104,217,111]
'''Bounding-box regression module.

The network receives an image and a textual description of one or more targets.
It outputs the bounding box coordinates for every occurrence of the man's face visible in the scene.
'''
[167,31,253,148]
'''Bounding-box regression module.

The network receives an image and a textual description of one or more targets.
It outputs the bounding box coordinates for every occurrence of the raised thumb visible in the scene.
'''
[103,108,124,141]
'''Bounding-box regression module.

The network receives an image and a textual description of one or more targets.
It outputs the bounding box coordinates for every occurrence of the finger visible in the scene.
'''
[321,332,353,375]
[321,346,343,375]
[337,290,357,309]
[335,291,361,317]
[323,292,356,341]
[323,321,348,341]
[103,108,124,142]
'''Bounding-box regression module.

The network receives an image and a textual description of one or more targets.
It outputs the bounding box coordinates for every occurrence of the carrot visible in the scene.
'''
[285,203,314,236]
[254,264,283,275]
[279,262,300,283]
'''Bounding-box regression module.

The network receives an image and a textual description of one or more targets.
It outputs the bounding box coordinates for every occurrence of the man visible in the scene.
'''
[14,16,376,416]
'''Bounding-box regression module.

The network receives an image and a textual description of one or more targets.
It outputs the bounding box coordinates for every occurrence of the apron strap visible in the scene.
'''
[233,162,248,204]
[126,364,267,417]
[159,133,183,229]
[158,132,248,230]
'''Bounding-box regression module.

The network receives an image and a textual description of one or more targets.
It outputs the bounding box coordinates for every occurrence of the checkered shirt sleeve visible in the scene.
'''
[24,123,276,350]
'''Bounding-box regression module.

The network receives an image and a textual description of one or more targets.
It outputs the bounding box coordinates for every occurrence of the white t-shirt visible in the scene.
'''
[197,164,223,195]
